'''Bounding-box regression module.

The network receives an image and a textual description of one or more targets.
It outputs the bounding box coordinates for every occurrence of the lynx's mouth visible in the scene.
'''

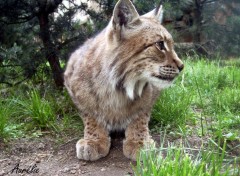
[152,74,175,81]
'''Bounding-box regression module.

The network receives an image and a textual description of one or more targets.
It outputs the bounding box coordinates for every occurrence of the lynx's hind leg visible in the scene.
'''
[123,112,155,161]
[76,115,111,161]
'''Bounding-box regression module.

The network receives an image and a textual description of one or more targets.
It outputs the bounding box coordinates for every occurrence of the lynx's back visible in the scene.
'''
[64,0,183,161]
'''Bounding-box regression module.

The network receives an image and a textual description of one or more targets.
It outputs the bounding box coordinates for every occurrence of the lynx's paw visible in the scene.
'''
[123,138,155,161]
[76,138,110,161]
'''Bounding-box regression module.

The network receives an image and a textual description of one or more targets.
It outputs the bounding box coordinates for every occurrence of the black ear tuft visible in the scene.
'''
[143,0,163,23]
[118,7,129,26]
[155,0,163,16]
[112,0,139,27]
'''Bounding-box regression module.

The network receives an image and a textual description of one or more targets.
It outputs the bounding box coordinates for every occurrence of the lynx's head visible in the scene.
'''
[106,0,184,99]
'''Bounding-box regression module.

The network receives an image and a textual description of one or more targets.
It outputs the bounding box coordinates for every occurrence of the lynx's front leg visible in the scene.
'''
[76,116,110,161]
[123,113,154,161]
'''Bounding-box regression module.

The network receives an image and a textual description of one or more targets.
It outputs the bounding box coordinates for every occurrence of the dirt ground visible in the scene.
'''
[0,135,135,176]
[0,134,239,176]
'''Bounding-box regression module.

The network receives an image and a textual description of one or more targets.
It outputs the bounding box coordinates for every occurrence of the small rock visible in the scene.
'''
[63,167,70,173]
[81,162,87,166]
[81,170,86,174]
[38,143,45,149]
[0,170,5,176]
[35,158,41,163]
[101,168,106,172]
[70,170,76,174]
[75,165,80,169]
[71,164,79,169]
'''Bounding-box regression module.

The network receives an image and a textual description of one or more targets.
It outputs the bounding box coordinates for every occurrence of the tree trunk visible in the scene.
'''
[38,13,64,88]
[194,0,203,43]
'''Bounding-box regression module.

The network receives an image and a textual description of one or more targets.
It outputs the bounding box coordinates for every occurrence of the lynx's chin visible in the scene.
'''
[151,79,173,90]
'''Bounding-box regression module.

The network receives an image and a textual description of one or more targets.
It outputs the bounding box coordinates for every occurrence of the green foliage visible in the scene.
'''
[0,85,83,140]
[0,100,11,139]
[133,139,239,176]
[0,97,25,140]
[181,59,240,108]
[150,58,240,142]
[0,42,41,86]
[211,88,240,114]
[15,90,58,131]
[183,58,240,140]
[151,85,193,128]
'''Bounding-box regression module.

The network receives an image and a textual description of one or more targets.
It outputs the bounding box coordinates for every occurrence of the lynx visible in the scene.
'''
[64,0,184,161]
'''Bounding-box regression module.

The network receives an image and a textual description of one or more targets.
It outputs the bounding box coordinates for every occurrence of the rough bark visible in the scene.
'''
[37,3,64,88]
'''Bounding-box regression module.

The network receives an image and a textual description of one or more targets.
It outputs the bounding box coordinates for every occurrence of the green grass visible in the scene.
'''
[0,100,12,140]
[0,96,26,140]
[151,58,240,139]
[0,85,83,140]
[151,85,193,129]
[15,90,59,131]
[134,138,239,176]
[144,58,240,175]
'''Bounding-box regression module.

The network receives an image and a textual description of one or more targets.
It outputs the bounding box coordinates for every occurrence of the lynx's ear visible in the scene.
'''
[112,0,140,29]
[142,4,163,24]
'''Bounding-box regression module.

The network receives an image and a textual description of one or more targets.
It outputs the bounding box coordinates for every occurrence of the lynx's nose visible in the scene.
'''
[171,51,184,73]
[178,64,184,72]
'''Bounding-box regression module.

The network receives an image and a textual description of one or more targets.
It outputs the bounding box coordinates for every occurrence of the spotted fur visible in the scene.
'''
[64,0,184,161]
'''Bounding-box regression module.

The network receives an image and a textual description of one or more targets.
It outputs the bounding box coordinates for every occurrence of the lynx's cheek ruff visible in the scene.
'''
[64,0,183,161]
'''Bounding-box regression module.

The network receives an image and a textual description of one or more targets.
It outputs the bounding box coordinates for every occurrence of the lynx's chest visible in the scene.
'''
[88,84,157,129]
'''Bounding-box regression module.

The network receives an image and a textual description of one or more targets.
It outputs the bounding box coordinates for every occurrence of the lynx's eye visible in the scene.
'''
[155,41,165,50]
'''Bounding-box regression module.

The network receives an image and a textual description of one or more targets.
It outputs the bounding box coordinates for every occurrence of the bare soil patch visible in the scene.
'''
[0,137,134,176]
[1,134,239,176]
